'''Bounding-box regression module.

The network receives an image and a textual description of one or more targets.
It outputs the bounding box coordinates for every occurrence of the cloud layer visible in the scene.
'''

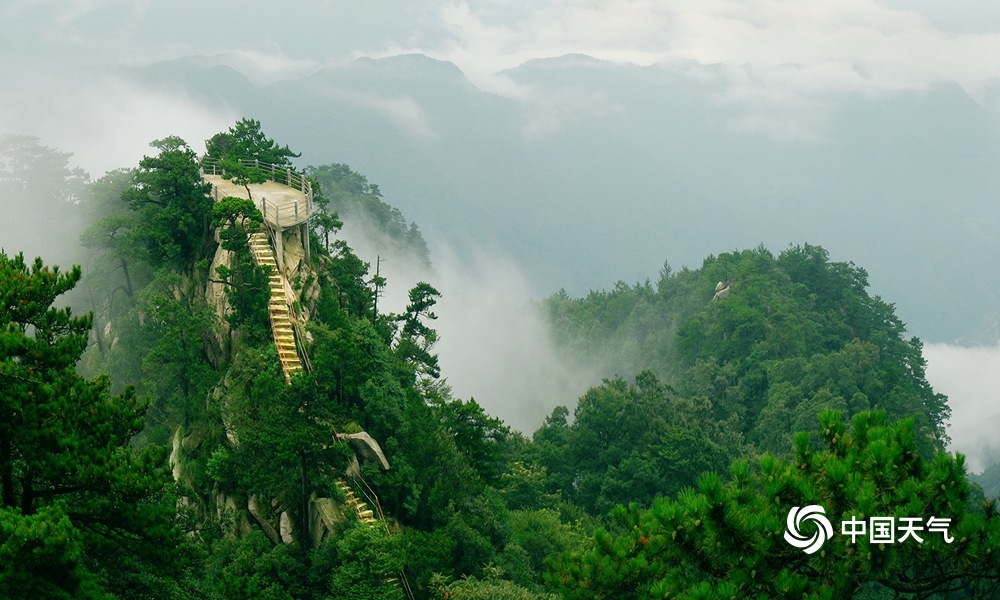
[413,0,1000,98]
[0,66,234,176]
[8,1,1000,93]
[924,343,1000,473]
[7,0,1000,164]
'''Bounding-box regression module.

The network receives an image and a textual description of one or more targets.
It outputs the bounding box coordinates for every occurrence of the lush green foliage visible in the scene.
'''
[395,282,442,379]
[80,138,224,438]
[546,244,949,463]
[551,409,1000,599]
[7,123,991,598]
[306,163,431,266]
[211,196,270,342]
[122,136,214,271]
[136,271,220,426]
[0,252,181,598]
[431,565,559,599]
[206,118,300,168]
[526,371,739,515]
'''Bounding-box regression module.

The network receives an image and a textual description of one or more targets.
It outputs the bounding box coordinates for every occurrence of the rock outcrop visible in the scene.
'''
[339,431,391,471]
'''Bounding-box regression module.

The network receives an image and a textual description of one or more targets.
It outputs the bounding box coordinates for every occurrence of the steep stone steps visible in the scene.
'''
[336,479,378,526]
[247,231,303,382]
[246,225,404,596]
[334,479,405,593]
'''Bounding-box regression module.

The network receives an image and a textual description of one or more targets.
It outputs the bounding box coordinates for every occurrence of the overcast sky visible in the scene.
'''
[6,1,1000,89]
[3,0,1000,175]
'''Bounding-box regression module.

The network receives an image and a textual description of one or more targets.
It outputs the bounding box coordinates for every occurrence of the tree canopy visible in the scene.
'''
[0,252,181,598]
[4,127,989,598]
[551,409,1000,599]
[545,244,949,463]
[205,118,300,168]
[122,136,214,270]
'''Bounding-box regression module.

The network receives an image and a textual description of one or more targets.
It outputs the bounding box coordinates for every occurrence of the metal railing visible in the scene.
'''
[348,470,388,533]
[201,157,314,229]
[346,469,416,600]
[201,157,312,195]
[247,230,304,382]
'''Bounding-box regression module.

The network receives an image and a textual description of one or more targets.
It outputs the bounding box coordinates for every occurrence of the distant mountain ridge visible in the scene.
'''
[131,52,1000,343]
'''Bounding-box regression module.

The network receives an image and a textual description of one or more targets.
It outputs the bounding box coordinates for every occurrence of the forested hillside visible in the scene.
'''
[544,245,950,464]
[1,121,997,599]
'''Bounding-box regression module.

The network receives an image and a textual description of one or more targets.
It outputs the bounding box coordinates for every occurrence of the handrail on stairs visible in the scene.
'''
[342,469,416,600]
[258,223,313,375]
[348,469,388,534]
[200,164,314,377]
[245,227,304,381]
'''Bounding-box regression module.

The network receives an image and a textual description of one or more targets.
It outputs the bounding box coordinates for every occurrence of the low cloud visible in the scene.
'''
[11,0,1000,154]
[424,0,1000,96]
[369,0,1000,142]
[325,89,438,138]
[334,220,595,434]
[924,343,1000,474]
[0,66,234,177]
[430,244,596,433]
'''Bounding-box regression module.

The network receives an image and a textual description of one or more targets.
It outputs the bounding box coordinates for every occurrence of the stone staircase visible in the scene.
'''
[248,231,303,382]
[336,479,378,526]
[248,229,410,598]
[336,478,406,593]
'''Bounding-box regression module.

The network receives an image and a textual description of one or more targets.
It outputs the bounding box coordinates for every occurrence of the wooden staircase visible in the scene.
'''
[248,231,303,382]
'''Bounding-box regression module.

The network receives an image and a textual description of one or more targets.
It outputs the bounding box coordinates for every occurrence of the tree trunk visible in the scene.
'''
[121,257,133,297]
[88,288,105,355]
[21,473,33,515]
[0,432,15,509]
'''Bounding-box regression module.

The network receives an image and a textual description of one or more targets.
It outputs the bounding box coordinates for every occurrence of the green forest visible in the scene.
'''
[1,121,998,599]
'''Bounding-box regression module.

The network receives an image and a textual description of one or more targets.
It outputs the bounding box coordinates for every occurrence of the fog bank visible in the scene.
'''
[334,219,595,434]
[430,245,597,433]
[924,343,1000,474]
[0,66,233,177]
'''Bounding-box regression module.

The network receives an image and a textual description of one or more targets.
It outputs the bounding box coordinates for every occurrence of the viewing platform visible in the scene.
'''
[200,158,314,272]
[201,159,314,231]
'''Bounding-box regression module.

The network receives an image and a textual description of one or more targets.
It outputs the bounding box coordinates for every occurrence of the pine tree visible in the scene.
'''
[551,409,1000,599]
[123,136,214,271]
[0,252,181,598]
